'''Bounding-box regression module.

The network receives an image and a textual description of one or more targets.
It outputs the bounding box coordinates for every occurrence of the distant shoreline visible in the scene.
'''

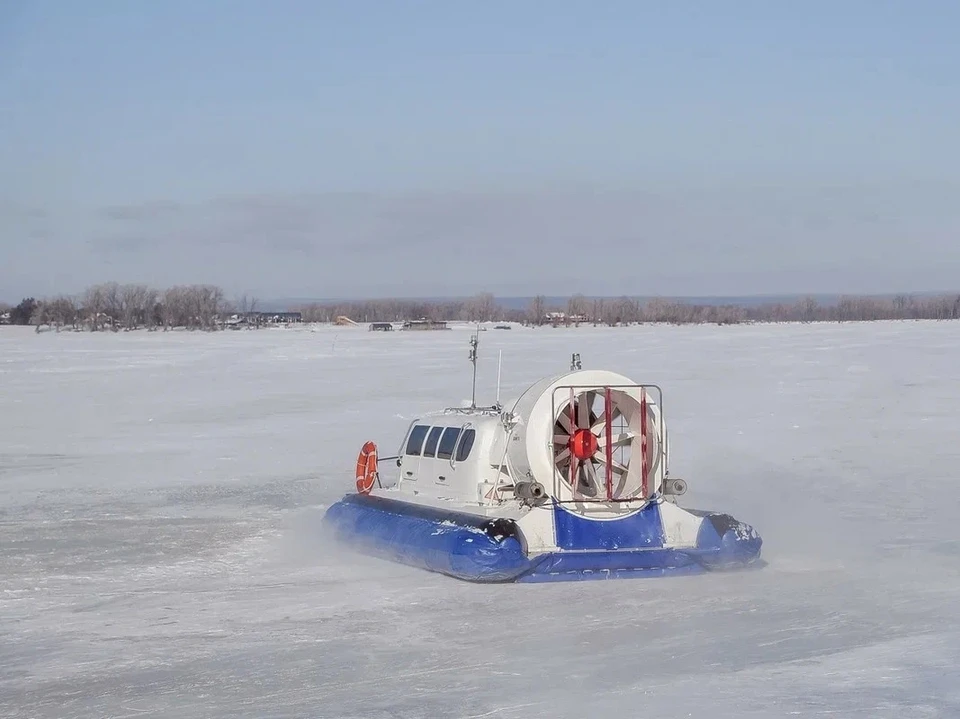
[3,284,958,330]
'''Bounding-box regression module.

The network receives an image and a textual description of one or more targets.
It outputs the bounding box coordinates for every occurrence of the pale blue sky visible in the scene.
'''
[2,1,959,301]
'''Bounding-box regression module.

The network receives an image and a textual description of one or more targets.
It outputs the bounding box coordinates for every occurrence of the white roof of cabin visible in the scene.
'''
[410,410,503,430]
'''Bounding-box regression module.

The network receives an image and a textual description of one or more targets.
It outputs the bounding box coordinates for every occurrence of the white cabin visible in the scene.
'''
[392,408,509,505]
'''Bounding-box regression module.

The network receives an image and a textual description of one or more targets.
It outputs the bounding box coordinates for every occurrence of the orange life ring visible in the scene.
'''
[355,440,378,494]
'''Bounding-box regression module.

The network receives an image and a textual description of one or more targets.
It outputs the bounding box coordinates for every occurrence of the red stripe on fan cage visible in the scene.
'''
[569,386,577,499]
[604,386,613,500]
[640,388,648,498]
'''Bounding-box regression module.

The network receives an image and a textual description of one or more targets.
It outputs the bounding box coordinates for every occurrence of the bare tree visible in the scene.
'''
[99,282,122,329]
[591,298,605,325]
[300,303,326,323]
[235,294,249,314]
[616,296,640,325]
[30,300,50,331]
[233,293,260,321]
[82,284,108,331]
[47,296,79,330]
[462,292,496,322]
[190,284,224,329]
[527,295,546,325]
[118,284,157,329]
[567,294,588,322]
[161,285,192,329]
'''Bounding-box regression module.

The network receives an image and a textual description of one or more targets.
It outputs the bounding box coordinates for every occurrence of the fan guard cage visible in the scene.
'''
[549,383,664,504]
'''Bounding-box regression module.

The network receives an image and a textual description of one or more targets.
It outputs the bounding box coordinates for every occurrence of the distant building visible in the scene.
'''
[401,319,450,331]
[235,311,301,325]
[543,311,587,326]
[0,311,10,325]
[369,322,394,331]
[267,311,302,324]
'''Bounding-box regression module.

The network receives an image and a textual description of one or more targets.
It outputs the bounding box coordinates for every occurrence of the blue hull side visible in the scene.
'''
[322,493,533,582]
[553,501,665,550]
[321,494,762,583]
[689,507,764,569]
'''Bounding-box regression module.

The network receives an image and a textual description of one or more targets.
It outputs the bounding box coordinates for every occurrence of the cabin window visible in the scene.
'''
[436,427,462,460]
[405,424,429,455]
[422,426,444,458]
[454,429,476,462]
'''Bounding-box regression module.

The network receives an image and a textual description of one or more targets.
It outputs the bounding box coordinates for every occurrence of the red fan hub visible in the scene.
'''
[569,428,598,461]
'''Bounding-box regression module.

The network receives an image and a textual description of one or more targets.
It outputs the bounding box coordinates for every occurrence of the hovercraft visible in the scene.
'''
[322,335,762,583]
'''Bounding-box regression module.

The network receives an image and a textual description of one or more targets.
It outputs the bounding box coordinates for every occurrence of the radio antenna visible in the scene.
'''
[469,326,479,409]
[496,349,503,406]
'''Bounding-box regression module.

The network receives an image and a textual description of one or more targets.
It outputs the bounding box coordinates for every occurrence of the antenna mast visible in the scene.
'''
[469,326,479,409]
[496,349,503,406]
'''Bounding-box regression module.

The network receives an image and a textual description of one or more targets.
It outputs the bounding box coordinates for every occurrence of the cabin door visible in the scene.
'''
[398,423,432,486]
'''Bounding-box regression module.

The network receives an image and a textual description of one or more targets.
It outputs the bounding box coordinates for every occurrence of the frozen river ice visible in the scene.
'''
[2,320,959,717]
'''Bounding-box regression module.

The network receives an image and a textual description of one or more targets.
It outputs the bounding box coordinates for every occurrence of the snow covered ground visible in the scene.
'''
[2,320,959,718]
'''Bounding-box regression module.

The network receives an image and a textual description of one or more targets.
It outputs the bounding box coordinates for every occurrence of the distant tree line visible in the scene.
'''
[299,291,960,326]
[3,284,960,332]
[1,283,235,332]
[300,292,503,324]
